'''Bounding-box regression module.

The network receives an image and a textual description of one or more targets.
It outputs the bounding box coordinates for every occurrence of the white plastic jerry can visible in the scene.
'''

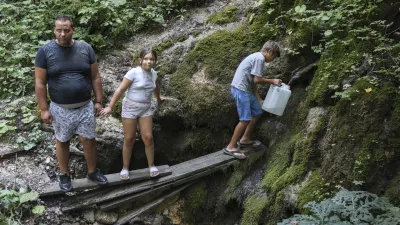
[262,83,291,116]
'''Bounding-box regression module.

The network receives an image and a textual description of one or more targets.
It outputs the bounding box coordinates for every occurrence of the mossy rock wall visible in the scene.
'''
[168,0,400,224]
[169,28,254,129]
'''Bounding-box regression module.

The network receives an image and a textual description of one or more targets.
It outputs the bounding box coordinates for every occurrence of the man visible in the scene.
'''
[35,15,108,192]
[224,40,282,159]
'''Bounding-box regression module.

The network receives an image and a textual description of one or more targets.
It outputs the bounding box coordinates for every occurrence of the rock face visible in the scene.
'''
[95,116,124,173]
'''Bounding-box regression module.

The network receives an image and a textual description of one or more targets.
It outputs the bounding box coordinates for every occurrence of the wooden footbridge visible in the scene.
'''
[40,143,266,225]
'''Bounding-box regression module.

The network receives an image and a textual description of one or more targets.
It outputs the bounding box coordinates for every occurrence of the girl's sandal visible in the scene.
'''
[120,169,130,180]
[149,166,159,178]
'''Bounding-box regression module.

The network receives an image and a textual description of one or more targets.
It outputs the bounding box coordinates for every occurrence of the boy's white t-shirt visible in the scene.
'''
[124,66,157,103]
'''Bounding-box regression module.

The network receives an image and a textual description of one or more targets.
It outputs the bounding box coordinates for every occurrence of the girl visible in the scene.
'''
[100,48,163,180]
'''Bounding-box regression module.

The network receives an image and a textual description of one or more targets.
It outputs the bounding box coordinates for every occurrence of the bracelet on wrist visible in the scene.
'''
[95,101,102,105]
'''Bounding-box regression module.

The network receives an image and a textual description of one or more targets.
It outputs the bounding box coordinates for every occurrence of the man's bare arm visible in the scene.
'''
[90,62,103,103]
[35,67,48,111]
[35,66,52,124]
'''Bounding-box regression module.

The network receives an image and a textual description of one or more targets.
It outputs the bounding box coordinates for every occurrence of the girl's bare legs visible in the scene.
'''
[122,118,138,171]
[138,116,157,175]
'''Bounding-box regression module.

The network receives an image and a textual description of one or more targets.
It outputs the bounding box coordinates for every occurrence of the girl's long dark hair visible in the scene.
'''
[139,48,157,65]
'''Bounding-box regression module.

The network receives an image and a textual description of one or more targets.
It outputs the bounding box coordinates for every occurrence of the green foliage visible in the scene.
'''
[281,0,400,104]
[0,188,45,225]
[0,0,192,99]
[0,97,44,149]
[0,121,16,137]
[279,188,400,225]
[16,127,44,151]
[207,5,238,25]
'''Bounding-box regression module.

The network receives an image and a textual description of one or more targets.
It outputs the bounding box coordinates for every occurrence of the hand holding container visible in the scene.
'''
[262,83,291,116]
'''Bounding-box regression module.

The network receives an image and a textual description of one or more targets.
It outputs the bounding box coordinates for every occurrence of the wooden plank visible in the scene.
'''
[61,150,235,212]
[0,147,23,158]
[40,165,172,197]
[114,182,194,225]
[99,161,236,211]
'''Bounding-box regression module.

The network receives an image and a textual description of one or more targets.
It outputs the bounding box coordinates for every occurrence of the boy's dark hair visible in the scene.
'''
[55,15,74,27]
[139,48,158,63]
[261,41,280,57]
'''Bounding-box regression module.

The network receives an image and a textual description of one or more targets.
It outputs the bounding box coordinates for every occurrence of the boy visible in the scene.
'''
[224,41,282,159]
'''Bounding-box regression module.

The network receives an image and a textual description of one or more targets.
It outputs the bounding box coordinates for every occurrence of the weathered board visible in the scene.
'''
[0,147,23,158]
[40,165,172,197]
[61,150,236,212]
[114,182,194,225]
[99,161,236,211]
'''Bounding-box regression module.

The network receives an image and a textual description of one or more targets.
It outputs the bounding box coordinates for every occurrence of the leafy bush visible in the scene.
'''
[0,188,45,225]
[279,188,400,225]
[0,97,44,150]
[273,0,400,104]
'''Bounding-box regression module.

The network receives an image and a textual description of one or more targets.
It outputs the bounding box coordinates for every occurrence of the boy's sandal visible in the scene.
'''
[237,141,255,147]
[223,148,247,160]
[150,166,159,178]
[120,169,130,180]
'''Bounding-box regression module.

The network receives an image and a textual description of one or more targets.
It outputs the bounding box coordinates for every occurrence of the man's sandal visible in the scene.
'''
[223,148,247,159]
[149,166,159,178]
[120,169,130,180]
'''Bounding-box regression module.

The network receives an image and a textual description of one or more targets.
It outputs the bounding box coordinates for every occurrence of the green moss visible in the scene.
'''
[381,98,400,206]
[152,39,174,54]
[192,30,201,38]
[386,98,400,156]
[306,44,363,106]
[156,64,177,79]
[217,149,267,209]
[385,170,400,206]
[352,147,372,181]
[296,171,338,209]
[262,135,293,191]
[185,182,208,212]
[319,79,397,183]
[262,133,319,193]
[268,191,288,225]
[207,5,238,25]
[175,34,188,42]
[225,169,246,195]
[241,195,269,225]
[223,150,266,195]
[247,11,280,48]
[169,28,251,128]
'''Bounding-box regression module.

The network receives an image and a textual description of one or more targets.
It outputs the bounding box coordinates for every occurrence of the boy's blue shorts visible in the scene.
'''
[231,87,263,121]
